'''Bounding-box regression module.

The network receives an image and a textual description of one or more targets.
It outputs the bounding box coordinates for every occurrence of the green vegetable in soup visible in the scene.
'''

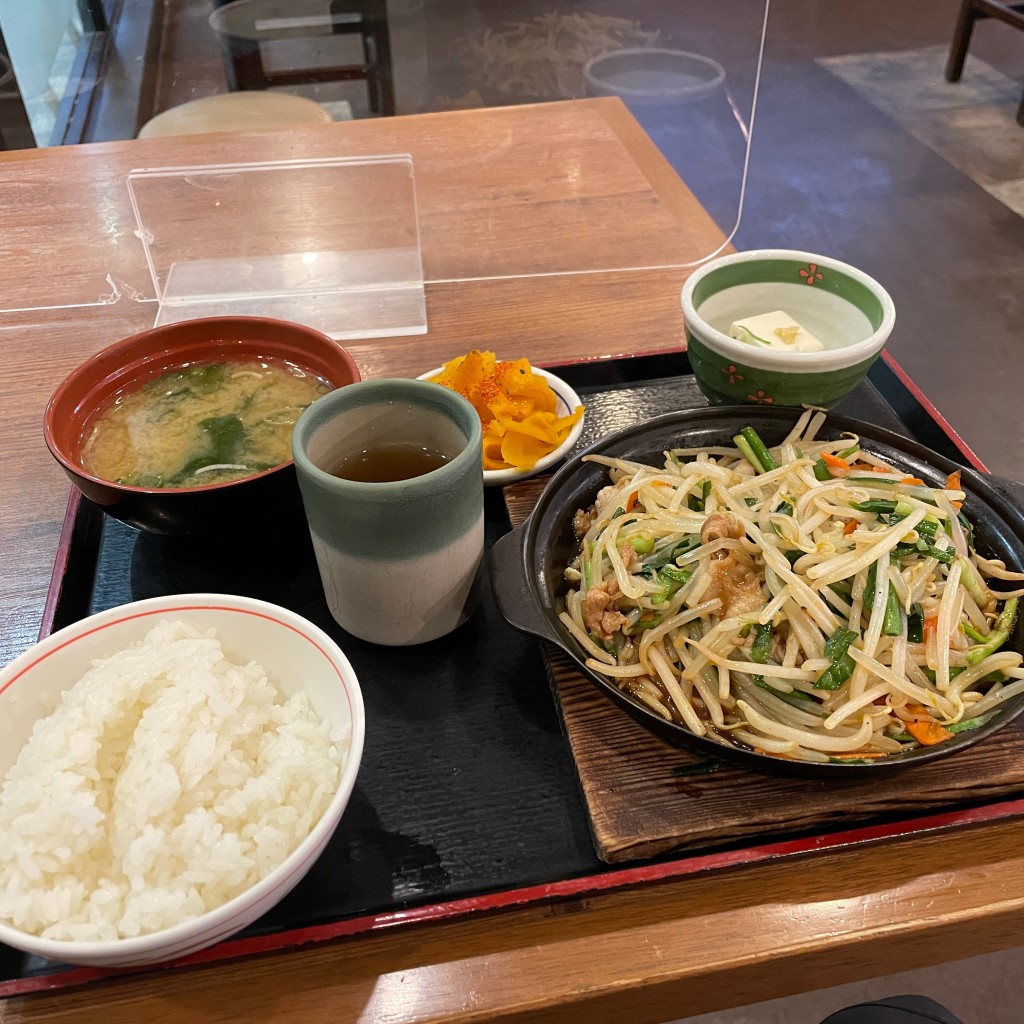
[172,414,246,482]
[82,359,329,488]
[143,362,229,403]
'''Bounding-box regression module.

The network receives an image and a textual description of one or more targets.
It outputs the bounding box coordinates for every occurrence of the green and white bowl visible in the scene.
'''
[680,249,896,408]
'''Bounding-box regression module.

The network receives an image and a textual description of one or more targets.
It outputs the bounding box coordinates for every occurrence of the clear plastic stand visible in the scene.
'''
[125,155,426,339]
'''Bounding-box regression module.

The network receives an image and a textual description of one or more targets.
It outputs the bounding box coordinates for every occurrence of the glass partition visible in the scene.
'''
[0,1,771,329]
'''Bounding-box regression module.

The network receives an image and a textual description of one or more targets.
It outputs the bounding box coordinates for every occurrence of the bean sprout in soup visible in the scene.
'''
[82,360,330,488]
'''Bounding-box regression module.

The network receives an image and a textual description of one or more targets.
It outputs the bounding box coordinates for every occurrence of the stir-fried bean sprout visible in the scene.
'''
[562,410,1024,763]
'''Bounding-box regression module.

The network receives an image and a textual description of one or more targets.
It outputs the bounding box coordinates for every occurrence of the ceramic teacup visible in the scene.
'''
[292,379,484,646]
[680,249,896,408]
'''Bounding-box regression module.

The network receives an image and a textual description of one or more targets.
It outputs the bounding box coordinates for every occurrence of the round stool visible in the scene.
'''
[137,91,332,139]
[583,48,727,107]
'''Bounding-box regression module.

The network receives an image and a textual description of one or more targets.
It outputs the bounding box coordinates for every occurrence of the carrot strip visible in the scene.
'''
[946,469,964,509]
[843,519,858,536]
[625,491,638,513]
[821,452,851,474]
[906,719,954,745]
[901,476,925,486]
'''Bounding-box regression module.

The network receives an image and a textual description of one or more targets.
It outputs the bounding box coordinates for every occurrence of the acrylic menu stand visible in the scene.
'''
[125,155,426,340]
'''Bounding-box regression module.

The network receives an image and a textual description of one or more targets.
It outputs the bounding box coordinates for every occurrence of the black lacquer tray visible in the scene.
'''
[5,353,1023,996]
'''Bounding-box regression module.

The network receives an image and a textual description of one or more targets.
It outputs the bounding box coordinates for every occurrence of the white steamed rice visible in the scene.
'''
[0,620,343,942]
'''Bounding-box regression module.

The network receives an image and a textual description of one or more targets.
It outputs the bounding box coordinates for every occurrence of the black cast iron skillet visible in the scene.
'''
[490,406,1024,776]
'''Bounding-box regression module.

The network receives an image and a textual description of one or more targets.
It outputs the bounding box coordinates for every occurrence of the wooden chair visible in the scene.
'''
[208,0,395,116]
[945,0,1024,125]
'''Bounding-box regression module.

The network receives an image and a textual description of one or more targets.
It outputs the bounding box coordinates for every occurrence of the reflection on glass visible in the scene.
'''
[0,1,770,307]
[0,0,86,146]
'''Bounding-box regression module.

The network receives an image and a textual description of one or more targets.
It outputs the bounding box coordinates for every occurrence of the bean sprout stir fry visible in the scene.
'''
[561,410,1024,763]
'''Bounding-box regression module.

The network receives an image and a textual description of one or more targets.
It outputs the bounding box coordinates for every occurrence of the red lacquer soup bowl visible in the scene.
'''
[44,316,361,536]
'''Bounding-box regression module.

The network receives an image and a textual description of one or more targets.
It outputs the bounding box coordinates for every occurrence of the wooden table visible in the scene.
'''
[2,98,1024,1024]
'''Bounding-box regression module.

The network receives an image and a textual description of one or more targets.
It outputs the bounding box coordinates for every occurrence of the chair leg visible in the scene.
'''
[361,28,395,116]
[367,73,381,114]
[946,0,978,81]
[365,22,395,116]
[371,69,394,116]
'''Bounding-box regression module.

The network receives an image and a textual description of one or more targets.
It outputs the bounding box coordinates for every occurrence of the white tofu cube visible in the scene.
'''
[729,311,825,353]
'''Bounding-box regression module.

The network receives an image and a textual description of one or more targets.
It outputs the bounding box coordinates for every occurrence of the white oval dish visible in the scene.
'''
[416,364,585,486]
[0,593,364,967]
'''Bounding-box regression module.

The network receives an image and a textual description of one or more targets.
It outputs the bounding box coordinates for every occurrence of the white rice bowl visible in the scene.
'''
[0,594,364,967]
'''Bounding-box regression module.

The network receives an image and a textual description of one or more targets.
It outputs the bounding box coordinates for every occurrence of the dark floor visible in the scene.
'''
[149,7,1024,1019]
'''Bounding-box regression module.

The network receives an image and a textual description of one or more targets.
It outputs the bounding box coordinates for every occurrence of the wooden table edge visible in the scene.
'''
[8,815,1024,1023]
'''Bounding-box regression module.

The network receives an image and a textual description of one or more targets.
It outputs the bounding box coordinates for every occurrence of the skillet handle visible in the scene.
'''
[489,527,563,646]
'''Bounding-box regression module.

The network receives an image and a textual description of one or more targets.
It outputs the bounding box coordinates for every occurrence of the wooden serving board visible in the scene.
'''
[504,476,1024,864]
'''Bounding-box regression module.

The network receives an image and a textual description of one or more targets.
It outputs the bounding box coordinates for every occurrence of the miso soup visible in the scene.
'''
[82,359,330,488]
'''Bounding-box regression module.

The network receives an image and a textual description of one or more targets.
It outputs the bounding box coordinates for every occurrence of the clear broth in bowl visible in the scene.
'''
[82,359,330,488]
